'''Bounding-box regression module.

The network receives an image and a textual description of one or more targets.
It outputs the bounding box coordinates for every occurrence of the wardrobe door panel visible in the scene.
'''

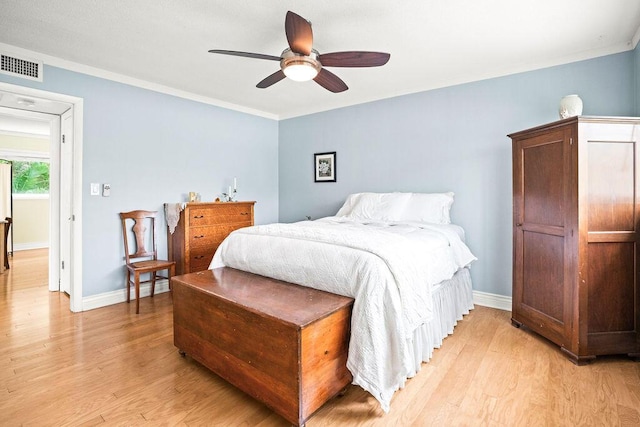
[587,141,634,231]
[522,136,565,227]
[587,242,635,333]
[522,231,565,322]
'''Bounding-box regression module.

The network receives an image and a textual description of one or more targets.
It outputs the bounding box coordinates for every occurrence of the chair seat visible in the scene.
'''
[127,259,175,273]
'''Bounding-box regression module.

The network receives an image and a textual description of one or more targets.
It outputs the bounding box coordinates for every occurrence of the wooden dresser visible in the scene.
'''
[509,116,640,363]
[168,201,255,275]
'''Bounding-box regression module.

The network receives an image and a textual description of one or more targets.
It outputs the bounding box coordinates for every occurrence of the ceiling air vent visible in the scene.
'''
[0,52,43,82]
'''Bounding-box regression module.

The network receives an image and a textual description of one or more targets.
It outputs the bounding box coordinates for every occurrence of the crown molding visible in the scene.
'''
[0,43,278,121]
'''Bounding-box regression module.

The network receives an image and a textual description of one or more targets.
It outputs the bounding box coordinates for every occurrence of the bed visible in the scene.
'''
[175,192,476,423]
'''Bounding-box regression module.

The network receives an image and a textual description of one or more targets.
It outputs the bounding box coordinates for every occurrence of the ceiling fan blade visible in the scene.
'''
[256,70,286,89]
[314,68,348,93]
[208,50,281,61]
[285,11,313,55]
[318,51,390,67]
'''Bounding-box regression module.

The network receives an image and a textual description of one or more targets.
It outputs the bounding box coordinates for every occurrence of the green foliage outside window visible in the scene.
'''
[12,161,50,194]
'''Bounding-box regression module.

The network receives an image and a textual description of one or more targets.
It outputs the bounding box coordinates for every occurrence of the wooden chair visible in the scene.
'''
[4,217,11,270]
[119,210,176,314]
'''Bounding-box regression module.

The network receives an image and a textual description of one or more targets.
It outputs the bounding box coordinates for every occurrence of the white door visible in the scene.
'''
[59,109,73,294]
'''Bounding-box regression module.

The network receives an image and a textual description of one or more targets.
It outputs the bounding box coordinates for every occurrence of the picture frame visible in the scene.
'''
[314,152,336,182]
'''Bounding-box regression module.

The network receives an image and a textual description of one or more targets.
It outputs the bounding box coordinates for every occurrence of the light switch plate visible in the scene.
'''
[90,183,100,196]
[102,183,111,197]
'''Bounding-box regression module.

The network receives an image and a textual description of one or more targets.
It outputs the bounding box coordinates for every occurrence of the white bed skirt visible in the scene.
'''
[409,267,474,374]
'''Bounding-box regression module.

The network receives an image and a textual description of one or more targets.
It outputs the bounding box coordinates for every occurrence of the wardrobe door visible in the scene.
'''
[512,125,575,348]
[581,122,640,356]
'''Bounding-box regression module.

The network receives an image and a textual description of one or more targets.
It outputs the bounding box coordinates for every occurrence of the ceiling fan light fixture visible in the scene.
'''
[281,48,321,82]
[283,62,319,81]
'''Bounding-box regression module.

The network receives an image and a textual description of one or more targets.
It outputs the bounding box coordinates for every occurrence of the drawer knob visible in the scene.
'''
[193,215,204,219]
[194,235,205,239]
[194,255,205,260]
[240,212,248,215]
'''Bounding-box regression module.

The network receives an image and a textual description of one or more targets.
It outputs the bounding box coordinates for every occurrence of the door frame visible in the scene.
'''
[0,82,84,312]
[58,109,73,295]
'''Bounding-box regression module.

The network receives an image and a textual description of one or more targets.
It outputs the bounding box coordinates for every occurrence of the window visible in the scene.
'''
[12,161,49,194]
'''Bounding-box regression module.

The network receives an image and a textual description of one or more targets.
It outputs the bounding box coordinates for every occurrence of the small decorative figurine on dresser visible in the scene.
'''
[222,177,238,202]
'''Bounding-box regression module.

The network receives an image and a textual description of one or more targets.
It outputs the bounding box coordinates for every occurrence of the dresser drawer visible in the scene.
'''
[188,227,225,248]
[189,205,253,226]
[189,224,251,248]
[189,248,215,272]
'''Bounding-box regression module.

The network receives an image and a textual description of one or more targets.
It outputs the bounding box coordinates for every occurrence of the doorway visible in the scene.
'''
[0,82,83,312]
[0,118,50,270]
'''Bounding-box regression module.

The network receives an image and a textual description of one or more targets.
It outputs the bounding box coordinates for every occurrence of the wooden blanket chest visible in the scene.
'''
[172,267,354,426]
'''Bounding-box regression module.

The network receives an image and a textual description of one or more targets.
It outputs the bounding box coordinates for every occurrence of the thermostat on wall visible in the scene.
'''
[102,183,111,197]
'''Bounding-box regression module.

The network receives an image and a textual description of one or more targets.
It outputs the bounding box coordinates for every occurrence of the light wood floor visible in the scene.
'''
[1,251,639,426]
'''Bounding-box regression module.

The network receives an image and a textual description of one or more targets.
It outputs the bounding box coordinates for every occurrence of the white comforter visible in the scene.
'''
[210,216,476,412]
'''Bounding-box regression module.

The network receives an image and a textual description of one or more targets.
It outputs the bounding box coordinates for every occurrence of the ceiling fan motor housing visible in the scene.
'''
[280,48,321,81]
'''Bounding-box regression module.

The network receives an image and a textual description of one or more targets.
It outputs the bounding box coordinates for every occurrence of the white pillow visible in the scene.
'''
[335,192,411,221]
[401,192,455,224]
[335,193,362,217]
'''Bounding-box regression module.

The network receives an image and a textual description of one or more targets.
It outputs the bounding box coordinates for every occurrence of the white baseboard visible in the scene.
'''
[82,279,170,311]
[14,242,49,251]
[82,279,511,313]
[473,290,512,312]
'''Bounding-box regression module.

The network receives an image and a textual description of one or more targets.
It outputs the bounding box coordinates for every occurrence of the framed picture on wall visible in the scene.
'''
[314,152,336,182]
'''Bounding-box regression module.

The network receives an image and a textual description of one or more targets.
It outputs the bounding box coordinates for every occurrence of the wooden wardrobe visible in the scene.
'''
[510,116,640,364]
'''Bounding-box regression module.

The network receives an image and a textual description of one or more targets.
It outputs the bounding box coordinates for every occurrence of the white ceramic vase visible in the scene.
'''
[559,94,583,119]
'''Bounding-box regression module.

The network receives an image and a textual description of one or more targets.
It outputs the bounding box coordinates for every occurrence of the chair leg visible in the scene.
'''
[4,236,9,270]
[135,272,140,314]
[150,273,156,297]
[126,269,131,303]
[169,265,175,293]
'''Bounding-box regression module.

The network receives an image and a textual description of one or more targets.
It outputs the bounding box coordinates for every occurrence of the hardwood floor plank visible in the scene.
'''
[618,403,640,427]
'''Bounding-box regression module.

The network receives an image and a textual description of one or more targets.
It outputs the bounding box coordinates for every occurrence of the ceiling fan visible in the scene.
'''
[209,11,390,93]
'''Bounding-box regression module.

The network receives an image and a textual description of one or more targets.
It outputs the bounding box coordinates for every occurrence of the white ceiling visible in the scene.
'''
[1,1,639,120]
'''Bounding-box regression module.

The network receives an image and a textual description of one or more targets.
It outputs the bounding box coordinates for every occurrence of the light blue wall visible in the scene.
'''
[1,48,637,300]
[0,66,279,297]
[278,51,637,297]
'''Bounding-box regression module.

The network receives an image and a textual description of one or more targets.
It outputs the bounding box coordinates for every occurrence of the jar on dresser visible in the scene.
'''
[168,201,255,275]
